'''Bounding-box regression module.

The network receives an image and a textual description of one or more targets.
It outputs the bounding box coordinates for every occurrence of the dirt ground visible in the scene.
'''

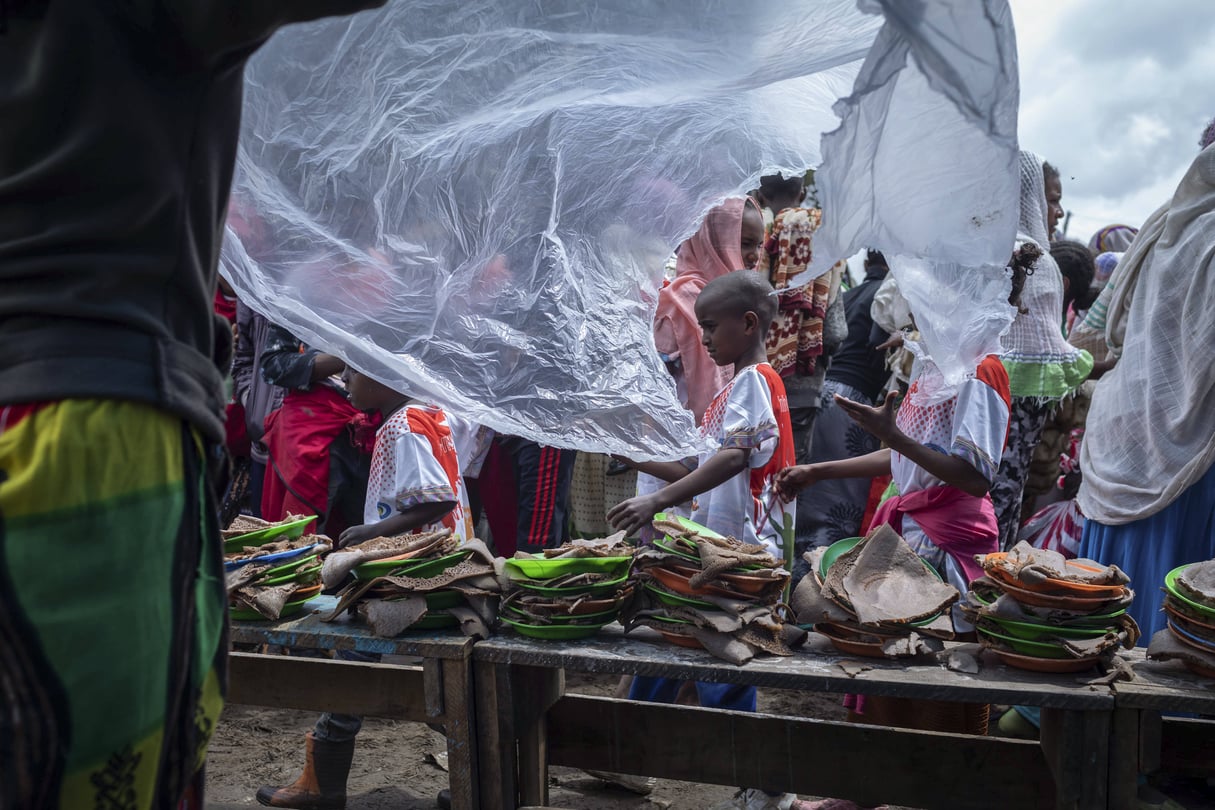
[204,674,861,810]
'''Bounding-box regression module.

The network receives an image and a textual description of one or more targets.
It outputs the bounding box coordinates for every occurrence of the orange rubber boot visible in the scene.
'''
[256,732,355,809]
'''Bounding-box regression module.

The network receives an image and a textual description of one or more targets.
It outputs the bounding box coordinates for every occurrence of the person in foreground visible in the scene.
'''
[1076,133,1215,640]
[610,271,797,810]
[258,368,469,809]
[0,3,383,808]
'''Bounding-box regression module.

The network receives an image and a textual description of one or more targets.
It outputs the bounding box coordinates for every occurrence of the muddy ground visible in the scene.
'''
[204,673,867,810]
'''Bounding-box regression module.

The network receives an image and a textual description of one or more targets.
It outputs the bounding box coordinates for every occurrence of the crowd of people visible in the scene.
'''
[4,3,1215,808]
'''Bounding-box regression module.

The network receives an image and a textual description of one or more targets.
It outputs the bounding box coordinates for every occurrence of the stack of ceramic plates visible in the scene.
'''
[1161,563,1215,677]
[223,515,326,621]
[803,532,954,659]
[969,548,1135,673]
[631,514,789,651]
[501,553,633,640]
[351,547,477,630]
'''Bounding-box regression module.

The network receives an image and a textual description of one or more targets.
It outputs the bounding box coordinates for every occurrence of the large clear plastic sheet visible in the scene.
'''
[221,0,1018,459]
[810,0,1021,389]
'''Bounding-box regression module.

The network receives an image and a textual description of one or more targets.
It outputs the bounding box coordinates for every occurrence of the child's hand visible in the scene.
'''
[607,494,661,537]
[775,465,818,501]
[338,524,378,548]
[835,391,900,444]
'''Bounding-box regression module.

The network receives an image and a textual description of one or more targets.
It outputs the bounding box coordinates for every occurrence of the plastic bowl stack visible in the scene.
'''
[966,543,1138,673]
[792,526,959,659]
[349,541,474,631]
[501,537,634,640]
[223,515,329,621]
[627,514,793,658]
[1157,562,1215,678]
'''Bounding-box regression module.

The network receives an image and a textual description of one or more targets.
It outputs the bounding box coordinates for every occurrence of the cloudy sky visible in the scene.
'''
[1010,0,1214,243]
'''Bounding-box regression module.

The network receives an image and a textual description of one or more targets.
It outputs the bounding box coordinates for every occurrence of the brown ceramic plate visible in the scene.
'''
[650,565,749,600]
[656,629,704,649]
[815,622,891,659]
[988,565,1125,599]
[1164,598,1215,633]
[988,648,1101,674]
[992,578,1126,611]
[291,583,323,601]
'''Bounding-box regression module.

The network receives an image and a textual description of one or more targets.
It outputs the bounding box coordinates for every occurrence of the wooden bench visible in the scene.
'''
[472,626,1124,810]
[226,594,480,807]
[1108,651,1215,810]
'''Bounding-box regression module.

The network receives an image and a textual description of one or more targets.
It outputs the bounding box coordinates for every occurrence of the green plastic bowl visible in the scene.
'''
[230,593,318,622]
[651,538,703,563]
[261,553,320,579]
[978,626,1071,659]
[1165,565,1215,620]
[653,513,727,541]
[643,582,717,610]
[513,574,630,598]
[819,536,941,582]
[504,555,632,581]
[500,615,611,640]
[985,614,1113,641]
[352,549,471,581]
[260,563,322,588]
[224,515,315,553]
[501,604,619,625]
[411,612,460,631]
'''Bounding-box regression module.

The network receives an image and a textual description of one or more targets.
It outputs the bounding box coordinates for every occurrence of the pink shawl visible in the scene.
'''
[653,198,751,423]
[871,485,998,584]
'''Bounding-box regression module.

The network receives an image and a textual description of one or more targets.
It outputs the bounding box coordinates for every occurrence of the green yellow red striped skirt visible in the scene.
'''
[0,399,227,810]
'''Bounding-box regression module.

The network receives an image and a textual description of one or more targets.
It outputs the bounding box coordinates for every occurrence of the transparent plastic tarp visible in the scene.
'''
[222,0,1018,459]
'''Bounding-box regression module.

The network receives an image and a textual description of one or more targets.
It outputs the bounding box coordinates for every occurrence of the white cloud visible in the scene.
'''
[1009,0,1213,243]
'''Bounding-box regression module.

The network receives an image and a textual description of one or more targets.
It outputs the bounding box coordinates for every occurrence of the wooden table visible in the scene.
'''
[226,595,479,807]
[1107,651,1215,810]
[473,626,1123,810]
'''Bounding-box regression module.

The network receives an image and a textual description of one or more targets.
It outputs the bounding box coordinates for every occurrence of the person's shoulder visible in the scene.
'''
[974,355,1011,404]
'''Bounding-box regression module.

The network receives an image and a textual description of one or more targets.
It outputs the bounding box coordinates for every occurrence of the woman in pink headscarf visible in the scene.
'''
[653,197,765,424]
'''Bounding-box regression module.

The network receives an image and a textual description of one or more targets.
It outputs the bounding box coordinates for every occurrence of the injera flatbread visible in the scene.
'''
[825,524,959,626]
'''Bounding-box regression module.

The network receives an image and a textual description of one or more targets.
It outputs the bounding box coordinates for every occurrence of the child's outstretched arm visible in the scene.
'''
[776,449,892,501]
[608,448,748,536]
[338,501,455,547]
[836,392,991,497]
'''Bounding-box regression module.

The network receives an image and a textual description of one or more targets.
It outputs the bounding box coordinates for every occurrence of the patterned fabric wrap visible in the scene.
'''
[0,399,227,810]
[762,208,834,379]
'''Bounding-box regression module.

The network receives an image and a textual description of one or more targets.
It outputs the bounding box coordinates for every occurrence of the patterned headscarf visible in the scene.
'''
[761,208,837,379]
[1088,224,1138,254]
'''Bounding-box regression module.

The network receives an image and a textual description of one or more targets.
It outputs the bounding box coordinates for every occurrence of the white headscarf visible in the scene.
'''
[1000,151,1090,398]
[1079,144,1215,523]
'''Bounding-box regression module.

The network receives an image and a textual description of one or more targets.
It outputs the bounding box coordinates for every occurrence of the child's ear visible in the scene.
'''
[744,310,759,334]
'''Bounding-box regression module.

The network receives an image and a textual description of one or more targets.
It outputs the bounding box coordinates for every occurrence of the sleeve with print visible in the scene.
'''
[376,430,457,519]
[719,367,779,468]
[950,376,1011,485]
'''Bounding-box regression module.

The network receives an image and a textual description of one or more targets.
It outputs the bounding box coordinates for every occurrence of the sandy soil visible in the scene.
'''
[204,674,860,810]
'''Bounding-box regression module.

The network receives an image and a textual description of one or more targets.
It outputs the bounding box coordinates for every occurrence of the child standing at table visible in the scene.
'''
[257,368,469,810]
[609,270,797,810]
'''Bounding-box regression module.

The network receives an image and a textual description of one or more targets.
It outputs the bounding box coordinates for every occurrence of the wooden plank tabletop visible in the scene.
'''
[228,594,474,660]
[474,624,1114,709]
[1112,649,1215,713]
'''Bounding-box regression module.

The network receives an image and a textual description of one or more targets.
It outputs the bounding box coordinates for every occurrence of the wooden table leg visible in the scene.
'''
[513,664,564,808]
[1108,708,1140,810]
[474,660,519,810]
[438,657,479,810]
[1041,707,1111,809]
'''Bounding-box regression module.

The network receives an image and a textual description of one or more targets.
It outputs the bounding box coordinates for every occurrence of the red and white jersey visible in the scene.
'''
[692,363,796,558]
[365,404,472,542]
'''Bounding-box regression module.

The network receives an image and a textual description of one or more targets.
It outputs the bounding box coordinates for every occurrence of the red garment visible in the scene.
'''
[871,485,999,584]
[478,440,519,558]
[224,401,251,458]
[213,288,237,323]
[653,198,753,423]
[261,386,361,532]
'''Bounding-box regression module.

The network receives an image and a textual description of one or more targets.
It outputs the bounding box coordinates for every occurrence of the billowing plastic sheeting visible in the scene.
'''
[812,0,1021,388]
[221,0,1018,459]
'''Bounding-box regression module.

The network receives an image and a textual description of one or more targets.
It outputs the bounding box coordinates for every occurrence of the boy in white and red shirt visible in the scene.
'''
[338,373,473,547]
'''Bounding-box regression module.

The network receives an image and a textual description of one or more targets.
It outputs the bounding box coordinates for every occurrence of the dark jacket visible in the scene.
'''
[826,269,892,402]
[0,0,384,441]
